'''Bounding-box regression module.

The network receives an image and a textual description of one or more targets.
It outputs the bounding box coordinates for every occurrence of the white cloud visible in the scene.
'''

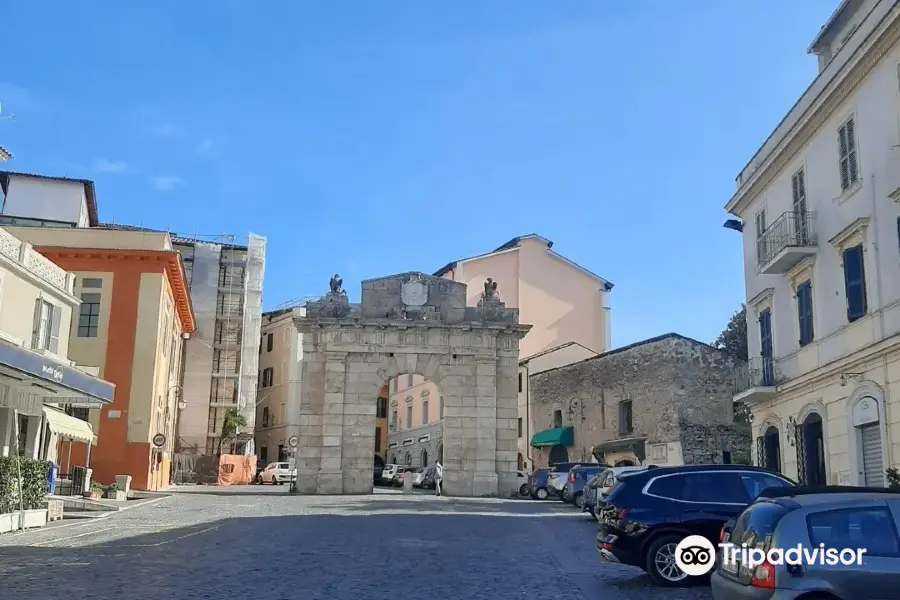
[150,175,184,191]
[195,138,214,155]
[92,158,129,174]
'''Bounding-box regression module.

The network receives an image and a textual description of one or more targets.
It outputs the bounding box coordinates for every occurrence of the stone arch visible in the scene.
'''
[291,271,530,497]
[846,380,888,486]
[797,400,828,486]
[757,414,783,473]
[421,448,429,467]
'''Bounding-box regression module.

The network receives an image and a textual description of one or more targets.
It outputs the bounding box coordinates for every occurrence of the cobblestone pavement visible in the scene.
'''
[0,487,713,600]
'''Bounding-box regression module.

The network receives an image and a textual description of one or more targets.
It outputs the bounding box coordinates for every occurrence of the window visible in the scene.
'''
[259,446,267,463]
[422,400,429,425]
[838,116,859,191]
[755,209,767,260]
[740,473,792,499]
[80,277,102,288]
[32,299,61,353]
[278,445,286,461]
[618,400,633,435]
[518,372,523,393]
[807,507,900,556]
[796,280,814,346]
[211,378,238,404]
[518,418,523,438]
[842,243,867,322]
[266,333,273,352]
[64,405,90,421]
[377,397,388,419]
[375,427,382,452]
[262,407,269,427]
[406,404,412,430]
[407,373,413,387]
[261,367,274,388]
[731,502,791,548]
[553,410,562,428]
[649,473,750,504]
[77,293,101,337]
[391,410,398,431]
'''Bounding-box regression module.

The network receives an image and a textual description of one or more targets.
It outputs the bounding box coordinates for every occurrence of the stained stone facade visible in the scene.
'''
[292,272,531,497]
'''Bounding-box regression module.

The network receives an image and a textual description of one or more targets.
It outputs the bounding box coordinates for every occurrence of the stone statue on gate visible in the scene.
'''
[329,274,344,295]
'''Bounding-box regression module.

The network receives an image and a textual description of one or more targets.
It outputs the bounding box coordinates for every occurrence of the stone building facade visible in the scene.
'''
[528,333,750,467]
[386,421,443,468]
[292,272,530,497]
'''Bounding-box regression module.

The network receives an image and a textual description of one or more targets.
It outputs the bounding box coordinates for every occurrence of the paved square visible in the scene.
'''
[0,487,712,600]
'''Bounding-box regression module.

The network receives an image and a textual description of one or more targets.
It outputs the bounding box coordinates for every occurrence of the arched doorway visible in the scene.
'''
[437,443,443,463]
[374,454,385,468]
[391,454,397,464]
[517,453,524,470]
[801,413,826,485]
[421,449,428,467]
[404,451,412,466]
[548,444,569,465]
[852,396,883,486]
[614,459,635,467]
[763,425,781,472]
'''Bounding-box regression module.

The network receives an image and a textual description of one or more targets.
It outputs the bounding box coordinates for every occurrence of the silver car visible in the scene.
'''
[712,489,900,600]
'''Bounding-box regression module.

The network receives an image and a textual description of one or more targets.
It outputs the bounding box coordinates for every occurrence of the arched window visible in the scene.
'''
[391,454,397,464]
[422,449,428,467]
[421,390,430,425]
[404,451,412,466]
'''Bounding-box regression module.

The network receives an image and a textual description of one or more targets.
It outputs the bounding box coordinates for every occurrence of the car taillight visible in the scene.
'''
[750,561,775,589]
[719,526,726,542]
[568,472,576,483]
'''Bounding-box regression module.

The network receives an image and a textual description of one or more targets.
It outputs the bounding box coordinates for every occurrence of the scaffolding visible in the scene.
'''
[237,233,265,455]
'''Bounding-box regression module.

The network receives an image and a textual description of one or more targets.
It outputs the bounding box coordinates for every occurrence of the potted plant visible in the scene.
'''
[83,481,103,500]
[886,468,900,490]
[103,483,126,501]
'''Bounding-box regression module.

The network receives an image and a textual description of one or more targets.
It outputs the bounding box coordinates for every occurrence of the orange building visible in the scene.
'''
[6,227,195,490]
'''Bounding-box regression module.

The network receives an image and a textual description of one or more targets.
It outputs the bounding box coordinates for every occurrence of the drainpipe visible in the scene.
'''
[524,362,532,469]
[11,409,24,531]
[869,173,886,339]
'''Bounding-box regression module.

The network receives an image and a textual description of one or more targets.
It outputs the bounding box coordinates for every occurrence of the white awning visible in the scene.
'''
[43,406,95,444]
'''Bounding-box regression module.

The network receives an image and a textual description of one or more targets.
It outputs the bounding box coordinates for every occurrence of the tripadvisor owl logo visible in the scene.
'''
[675,536,717,576]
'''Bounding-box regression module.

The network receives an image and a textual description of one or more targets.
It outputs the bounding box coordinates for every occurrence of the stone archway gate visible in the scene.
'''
[291,272,531,497]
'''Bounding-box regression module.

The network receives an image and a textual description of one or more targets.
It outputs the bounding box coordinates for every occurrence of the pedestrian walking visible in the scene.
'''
[434,461,443,496]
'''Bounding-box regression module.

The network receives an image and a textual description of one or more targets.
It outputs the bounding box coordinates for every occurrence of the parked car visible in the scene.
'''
[529,468,552,500]
[712,486,900,600]
[256,462,297,485]
[392,466,411,487]
[517,470,529,496]
[381,464,399,485]
[582,466,648,517]
[414,466,434,488]
[561,465,608,507]
[547,462,595,498]
[421,466,437,489]
[596,464,794,587]
[373,465,384,484]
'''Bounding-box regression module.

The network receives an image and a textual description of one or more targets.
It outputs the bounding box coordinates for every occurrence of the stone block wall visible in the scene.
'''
[678,422,752,465]
[528,333,738,467]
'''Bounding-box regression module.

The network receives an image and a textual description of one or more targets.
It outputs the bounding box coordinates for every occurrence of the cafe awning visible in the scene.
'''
[43,406,95,444]
[530,426,574,448]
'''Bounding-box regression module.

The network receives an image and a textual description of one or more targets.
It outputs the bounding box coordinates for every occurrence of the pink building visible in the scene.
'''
[434,234,612,358]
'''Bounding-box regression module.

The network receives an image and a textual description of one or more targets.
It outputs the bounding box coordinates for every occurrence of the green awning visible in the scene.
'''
[530,426,574,448]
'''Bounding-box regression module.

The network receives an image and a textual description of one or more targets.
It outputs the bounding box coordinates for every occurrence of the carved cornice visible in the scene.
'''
[728,8,900,215]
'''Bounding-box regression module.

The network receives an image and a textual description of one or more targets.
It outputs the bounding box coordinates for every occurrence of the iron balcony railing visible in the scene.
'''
[733,357,781,395]
[756,211,817,268]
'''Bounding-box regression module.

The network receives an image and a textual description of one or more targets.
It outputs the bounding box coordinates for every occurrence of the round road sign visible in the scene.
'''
[152,433,166,448]
[288,435,299,448]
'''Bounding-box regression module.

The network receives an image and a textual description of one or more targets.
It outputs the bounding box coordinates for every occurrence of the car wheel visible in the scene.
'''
[271,476,278,485]
[574,494,584,509]
[535,487,549,500]
[519,483,529,497]
[645,534,692,587]
[587,506,595,519]
[256,475,262,485]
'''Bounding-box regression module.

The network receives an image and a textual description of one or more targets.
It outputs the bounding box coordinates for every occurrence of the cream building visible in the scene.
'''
[254,305,304,465]
[726,0,900,487]
[385,373,443,467]
[0,226,114,465]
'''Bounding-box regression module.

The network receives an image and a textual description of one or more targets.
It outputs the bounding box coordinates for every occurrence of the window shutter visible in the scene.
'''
[49,304,61,354]
[843,245,867,321]
[31,298,42,349]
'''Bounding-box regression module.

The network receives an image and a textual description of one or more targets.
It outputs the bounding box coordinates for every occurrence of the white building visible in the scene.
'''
[0,226,114,464]
[725,0,900,487]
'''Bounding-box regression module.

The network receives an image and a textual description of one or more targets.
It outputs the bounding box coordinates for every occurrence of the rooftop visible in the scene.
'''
[97,223,249,251]
[0,170,98,226]
[432,233,613,291]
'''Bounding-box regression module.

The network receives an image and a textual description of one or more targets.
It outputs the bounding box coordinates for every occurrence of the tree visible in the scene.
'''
[218,408,247,456]
[714,305,748,362]
[715,305,750,424]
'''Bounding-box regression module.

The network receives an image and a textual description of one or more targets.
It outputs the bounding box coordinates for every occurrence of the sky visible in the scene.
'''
[0,1,838,348]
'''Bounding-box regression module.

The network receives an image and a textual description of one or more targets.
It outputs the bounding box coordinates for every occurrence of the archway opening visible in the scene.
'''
[614,459,635,467]
[548,444,569,466]
[764,425,781,472]
[374,371,443,492]
[517,453,524,470]
[852,396,883,487]
[801,412,826,486]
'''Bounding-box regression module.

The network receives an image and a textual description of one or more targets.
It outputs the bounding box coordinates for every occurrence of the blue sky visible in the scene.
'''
[0,1,837,347]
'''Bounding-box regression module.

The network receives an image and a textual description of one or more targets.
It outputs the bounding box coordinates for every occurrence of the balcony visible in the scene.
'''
[733,357,781,405]
[0,228,73,294]
[757,211,817,275]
